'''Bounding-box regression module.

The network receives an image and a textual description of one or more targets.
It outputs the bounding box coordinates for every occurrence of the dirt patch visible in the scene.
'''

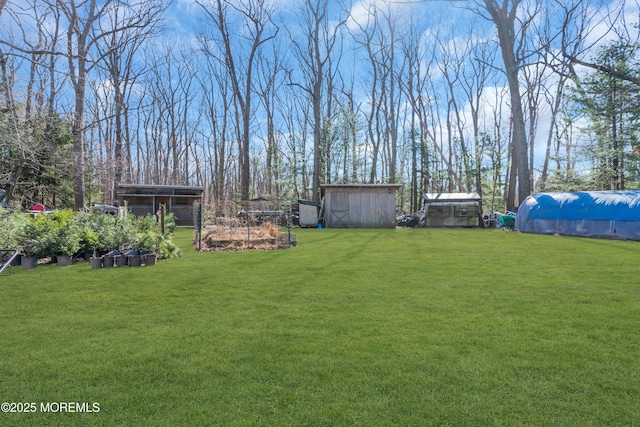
[198,223,296,252]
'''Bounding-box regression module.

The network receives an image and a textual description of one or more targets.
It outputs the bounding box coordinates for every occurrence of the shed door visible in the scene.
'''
[330,191,349,227]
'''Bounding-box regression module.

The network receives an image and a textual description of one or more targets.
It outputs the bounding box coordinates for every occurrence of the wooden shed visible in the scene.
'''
[117,184,204,226]
[320,184,401,228]
[423,192,482,228]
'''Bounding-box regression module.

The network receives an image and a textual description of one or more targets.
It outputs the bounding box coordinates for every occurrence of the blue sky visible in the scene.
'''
[157,0,639,173]
[1,0,638,184]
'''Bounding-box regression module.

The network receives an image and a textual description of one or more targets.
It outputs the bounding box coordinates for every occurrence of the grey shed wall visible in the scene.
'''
[321,184,400,228]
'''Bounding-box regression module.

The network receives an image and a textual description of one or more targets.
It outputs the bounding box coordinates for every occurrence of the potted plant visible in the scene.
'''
[73,210,98,260]
[15,214,47,269]
[144,250,157,266]
[78,225,101,268]
[79,212,110,268]
[129,214,158,266]
[0,210,23,266]
[102,214,118,251]
[126,248,143,267]
[48,210,81,266]
[102,249,118,268]
[83,225,104,268]
[54,225,81,266]
[90,213,118,267]
[114,251,127,267]
[89,250,103,269]
[137,228,159,266]
[113,213,133,267]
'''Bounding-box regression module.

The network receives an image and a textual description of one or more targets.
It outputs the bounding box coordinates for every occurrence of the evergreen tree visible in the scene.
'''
[572,41,640,190]
[0,108,73,208]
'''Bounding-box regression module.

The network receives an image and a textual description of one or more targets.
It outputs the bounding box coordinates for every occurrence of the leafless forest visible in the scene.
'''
[1,0,639,214]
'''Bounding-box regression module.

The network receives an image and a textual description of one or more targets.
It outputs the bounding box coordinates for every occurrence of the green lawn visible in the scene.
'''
[1,227,638,426]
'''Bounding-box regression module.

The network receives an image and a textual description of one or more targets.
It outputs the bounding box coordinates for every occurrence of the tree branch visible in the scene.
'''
[563,52,640,87]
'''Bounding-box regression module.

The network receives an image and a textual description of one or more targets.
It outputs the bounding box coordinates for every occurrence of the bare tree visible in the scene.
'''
[378,7,403,184]
[488,85,510,211]
[399,18,442,211]
[288,0,346,201]
[349,3,405,184]
[460,38,499,198]
[281,85,313,200]
[196,50,235,215]
[197,0,278,201]
[475,0,538,209]
[51,0,169,209]
[400,23,424,211]
[256,44,286,197]
[438,35,469,191]
[94,0,166,198]
[348,4,382,184]
[141,47,198,186]
[521,61,546,191]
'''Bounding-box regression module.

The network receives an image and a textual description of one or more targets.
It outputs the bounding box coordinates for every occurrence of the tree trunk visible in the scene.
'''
[484,0,531,209]
[71,54,87,209]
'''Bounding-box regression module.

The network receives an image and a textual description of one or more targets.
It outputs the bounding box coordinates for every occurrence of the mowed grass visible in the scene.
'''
[1,227,639,426]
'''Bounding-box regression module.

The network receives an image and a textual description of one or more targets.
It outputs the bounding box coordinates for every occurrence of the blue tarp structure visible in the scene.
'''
[516,190,640,240]
[0,189,8,209]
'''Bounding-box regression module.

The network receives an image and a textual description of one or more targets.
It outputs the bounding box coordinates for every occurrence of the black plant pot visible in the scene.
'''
[144,253,157,266]
[21,256,38,269]
[128,254,142,267]
[115,255,128,267]
[10,254,22,266]
[103,255,115,268]
[57,254,74,266]
[90,257,103,269]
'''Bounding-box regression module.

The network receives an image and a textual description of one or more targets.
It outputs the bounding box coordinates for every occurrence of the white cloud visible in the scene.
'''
[582,0,640,51]
[347,0,423,31]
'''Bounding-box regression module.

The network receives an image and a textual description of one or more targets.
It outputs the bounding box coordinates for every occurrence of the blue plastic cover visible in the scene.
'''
[516,190,640,240]
[0,189,8,209]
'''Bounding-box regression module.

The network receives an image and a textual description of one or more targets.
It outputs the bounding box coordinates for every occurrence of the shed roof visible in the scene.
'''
[117,184,204,197]
[424,192,481,202]
[321,184,402,189]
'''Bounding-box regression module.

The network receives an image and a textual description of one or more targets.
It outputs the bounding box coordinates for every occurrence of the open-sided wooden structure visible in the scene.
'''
[117,184,204,226]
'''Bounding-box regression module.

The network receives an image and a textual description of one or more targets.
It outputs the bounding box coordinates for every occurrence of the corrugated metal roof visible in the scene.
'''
[321,184,402,189]
[117,184,204,191]
[423,192,481,202]
[116,184,204,197]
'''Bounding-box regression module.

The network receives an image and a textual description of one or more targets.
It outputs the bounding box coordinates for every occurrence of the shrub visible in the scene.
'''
[47,209,81,256]
[91,213,117,252]
[113,212,135,252]
[0,210,21,250]
[5,209,180,261]
[15,214,50,257]
[157,234,181,259]
[72,211,100,255]
[129,214,156,253]
[163,212,177,234]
